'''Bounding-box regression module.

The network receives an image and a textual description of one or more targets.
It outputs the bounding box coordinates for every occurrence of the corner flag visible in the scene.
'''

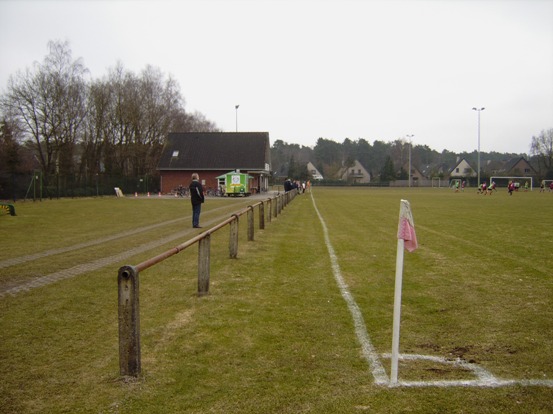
[397,199,418,252]
[391,199,417,384]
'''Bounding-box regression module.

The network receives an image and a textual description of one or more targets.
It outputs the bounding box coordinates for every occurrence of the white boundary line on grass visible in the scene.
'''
[309,191,553,389]
[380,353,553,388]
[310,192,389,385]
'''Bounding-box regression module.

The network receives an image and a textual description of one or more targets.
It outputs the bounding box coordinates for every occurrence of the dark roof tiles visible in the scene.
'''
[157,132,271,170]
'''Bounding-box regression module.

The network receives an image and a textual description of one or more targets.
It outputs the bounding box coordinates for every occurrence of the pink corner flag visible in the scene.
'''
[397,200,418,252]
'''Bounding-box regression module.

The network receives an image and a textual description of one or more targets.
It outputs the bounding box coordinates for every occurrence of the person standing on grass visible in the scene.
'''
[508,180,515,196]
[284,178,292,192]
[189,173,205,228]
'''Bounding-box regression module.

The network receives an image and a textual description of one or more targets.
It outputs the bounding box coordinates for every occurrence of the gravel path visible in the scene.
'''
[0,197,264,298]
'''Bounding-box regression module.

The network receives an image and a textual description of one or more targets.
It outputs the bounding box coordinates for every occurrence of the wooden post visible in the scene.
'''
[198,234,211,296]
[229,215,239,258]
[259,202,265,229]
[118,265,141,377]
[247,206,254,241]
[266,198,272,223]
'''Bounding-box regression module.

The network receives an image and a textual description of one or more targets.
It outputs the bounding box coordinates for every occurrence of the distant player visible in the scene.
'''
[508,180,515,196]
[479,182,487,195]
[486,181,496,195]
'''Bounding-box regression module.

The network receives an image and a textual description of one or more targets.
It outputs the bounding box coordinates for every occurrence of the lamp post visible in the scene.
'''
[235,105,239,132]
[406,134,414,187]
[472,107,485,187]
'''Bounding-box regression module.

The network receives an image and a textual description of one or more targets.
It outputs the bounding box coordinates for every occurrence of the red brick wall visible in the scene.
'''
[160,171,261,194]
[160,171,224,194]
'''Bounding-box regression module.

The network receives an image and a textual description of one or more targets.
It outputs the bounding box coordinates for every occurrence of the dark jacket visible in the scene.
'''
[189,180,205,205]
[284,179,292,192]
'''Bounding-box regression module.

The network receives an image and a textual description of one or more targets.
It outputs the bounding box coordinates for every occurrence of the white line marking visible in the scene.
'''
[310,191,553,388]
[382,353,553,387]
[310,192,389,385]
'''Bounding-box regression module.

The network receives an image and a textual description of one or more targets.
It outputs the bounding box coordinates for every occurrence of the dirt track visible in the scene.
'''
[0,192,283,298]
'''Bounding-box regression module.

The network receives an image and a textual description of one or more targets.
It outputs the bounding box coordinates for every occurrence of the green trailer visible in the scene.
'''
[217,171,253,197]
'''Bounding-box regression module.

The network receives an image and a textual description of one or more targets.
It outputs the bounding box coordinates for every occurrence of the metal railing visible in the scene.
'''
[118,190,297,377]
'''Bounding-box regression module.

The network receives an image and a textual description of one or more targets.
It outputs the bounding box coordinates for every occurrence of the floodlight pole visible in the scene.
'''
[406,134,414,188]
[472,107,485,187]
[235,104,239,132]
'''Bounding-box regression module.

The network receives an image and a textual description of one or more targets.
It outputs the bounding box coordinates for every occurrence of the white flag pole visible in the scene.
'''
[391,199,416,384]
[391,236,404,384]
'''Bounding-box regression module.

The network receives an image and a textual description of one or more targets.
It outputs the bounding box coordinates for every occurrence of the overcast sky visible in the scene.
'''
[1,0,552,154]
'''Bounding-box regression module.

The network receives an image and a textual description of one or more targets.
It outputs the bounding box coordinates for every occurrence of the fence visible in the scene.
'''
[0,172,161,201]
[118,189,298,377]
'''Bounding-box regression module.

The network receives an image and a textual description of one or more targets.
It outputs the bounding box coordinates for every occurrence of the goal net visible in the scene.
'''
[489,176,533,191]
[449,178,462,189]
[431,177,443,188]
[542,180,553,190]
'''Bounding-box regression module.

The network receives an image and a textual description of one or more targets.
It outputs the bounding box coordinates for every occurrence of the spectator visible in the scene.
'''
[189,173,205,228]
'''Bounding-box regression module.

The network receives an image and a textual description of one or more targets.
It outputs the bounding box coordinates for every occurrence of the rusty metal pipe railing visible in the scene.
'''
[118,189,298,377]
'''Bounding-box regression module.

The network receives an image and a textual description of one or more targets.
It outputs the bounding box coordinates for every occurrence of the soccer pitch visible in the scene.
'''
[309,187,553,388]
[1,187,552,412]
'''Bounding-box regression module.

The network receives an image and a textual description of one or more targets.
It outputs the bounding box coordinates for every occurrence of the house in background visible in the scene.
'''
[497,157,537,177]
[337,160,371,184]
[401,162,426,185]
[306,161,323,180]
[157,132,271,194]
[449,158,476,180]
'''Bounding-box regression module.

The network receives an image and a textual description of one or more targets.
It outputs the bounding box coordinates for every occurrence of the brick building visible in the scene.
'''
[157,132,272,194]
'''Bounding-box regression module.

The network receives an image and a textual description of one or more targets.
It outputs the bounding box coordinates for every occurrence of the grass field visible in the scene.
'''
[1,188,552,413]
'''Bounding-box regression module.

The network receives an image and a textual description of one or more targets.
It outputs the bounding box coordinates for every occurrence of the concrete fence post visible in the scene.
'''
[118,265,141,377]
[198,234,211,296]
[247,206,254,241]
[229,215,239,258]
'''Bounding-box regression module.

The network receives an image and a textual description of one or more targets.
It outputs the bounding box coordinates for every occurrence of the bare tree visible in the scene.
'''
[530,128,553,178]
[81,78,112,177]
[1,40,220,195]
[0,40,88,182]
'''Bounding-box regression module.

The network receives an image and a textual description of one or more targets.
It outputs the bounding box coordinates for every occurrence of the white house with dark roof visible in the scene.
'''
[306,161,323,180]
[337,160,371,183]
[449,158,476,178]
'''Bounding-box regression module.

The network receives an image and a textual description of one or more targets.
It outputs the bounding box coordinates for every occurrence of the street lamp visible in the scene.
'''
[472,107,485,187]
[406,134,414,188]
[235,105,239,132]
